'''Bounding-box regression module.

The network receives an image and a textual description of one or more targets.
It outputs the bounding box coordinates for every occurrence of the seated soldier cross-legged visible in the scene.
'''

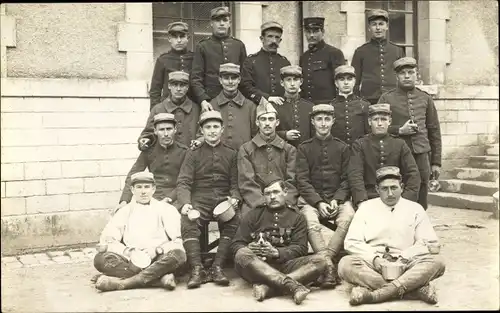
[296,104,355,289]
[93,171,187,292]
[177,110,241,289]
[231,176,330,305]
[338,166,446,306]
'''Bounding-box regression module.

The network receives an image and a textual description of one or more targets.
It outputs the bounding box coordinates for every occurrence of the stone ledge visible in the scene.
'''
[437,85,499,100]
[0,78,149,98]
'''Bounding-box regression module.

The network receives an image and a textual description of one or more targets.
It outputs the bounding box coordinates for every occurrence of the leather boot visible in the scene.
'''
[210,265,230,286]
[349,286,371,306]
[403,284,438,304]
[159,273,176,290]
[252,284,271,302]
[187,265,206,289]
[369,282,400,303]
[95,275,126,292]
[316,251,338,289]
[308,227,326,253]
[282,277,311,305]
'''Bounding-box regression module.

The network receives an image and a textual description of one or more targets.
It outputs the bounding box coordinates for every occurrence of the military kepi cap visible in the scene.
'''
[334,65,356,79]
[131,171,156,185]
[393,57,418,72]
[310,104,334,116]
[261,21,283,33]
[304,17,325,29]
[280,65,302,77]
[211,6,231,19]
[166,22,189,34]
[168,71,189,83]
[256,102,278,118]
[199,110,223,126]
[219,63,240,75]
[367,9,389,22]
[376,166,402,182]
[153,113,177,126]
[368,103,391,116]
[259,174,285,190]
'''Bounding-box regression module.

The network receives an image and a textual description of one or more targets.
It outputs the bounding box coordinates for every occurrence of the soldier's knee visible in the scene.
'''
[337,255,359,276]
[430,255,446,274]
[235,247,256,267]
[94,252,121,272]
[310,254,328,268]
[166,249,187,264]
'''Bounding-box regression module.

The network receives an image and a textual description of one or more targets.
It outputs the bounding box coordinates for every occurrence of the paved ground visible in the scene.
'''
[1,205,499,312]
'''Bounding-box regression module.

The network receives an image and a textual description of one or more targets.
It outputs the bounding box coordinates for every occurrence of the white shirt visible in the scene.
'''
[99,199,184,257]
[344,197,439,263]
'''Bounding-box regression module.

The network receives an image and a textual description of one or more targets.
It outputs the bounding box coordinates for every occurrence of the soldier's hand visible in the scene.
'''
[201,100,213,112]
[260,241,279,259]
[190,140,202,149]
[399,120,418,135]
[268,96,285,106]
[317,202,332,219]
[141,247,157,260]
[248,242,262,255]
[162,197,173,204]
[431,165,441,180]
[113,201,127,215]
[329,200,339,217]
[180,204,193,215]
[285,130,301,141]
[373,256,387,272]
[226,197,239,207]
[138,138,151,150]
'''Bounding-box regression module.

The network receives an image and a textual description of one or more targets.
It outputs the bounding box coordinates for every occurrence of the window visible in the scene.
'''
[365,0,418,59]
[152,2,233,60]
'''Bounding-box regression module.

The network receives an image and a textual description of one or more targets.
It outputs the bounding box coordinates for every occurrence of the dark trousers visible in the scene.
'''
[413,153,431,210]
[234,247,324,285]
[93,249,186,282]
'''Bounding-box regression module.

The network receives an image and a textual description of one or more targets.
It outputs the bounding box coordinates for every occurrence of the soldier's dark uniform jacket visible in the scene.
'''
[149,50,194,109]
[351,39,405,103]
[330,94,370,145]
[275,96,315,148]
[120,141,188,203]
[378,87,442,166]
[139,97,201,148]
[348,133,421,206]
[300,40,345,104]
[238,134,298,210]
[191,36,247,104]
[240,49,291,104]
[230,205,308,264]
[296,135,351,206]
[176,141,240,220]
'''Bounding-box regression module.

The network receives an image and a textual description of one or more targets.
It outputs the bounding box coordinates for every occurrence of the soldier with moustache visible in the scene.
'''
[351,9,405,105]
[348,103,421,208]
[378,57,442,210]
[300,17,346,104]
[149,22,194,110]
[191,6,247,112]
[240,21,291,108]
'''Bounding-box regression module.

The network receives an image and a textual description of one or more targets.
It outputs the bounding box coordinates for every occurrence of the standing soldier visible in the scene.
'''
[240,21,290,107]
[348,103,421,208]
[300,17,345,104]
[149,22,194,110]
[177,111,241,289]
[138,71,200,151]
[330,65,370,146]
[274,65,314,147]
[378,57,442,210]
[191,6,247,112]
[351,9,405,105]
[192,63,257,151]
[296,104,354,289]
[238,102,298,216]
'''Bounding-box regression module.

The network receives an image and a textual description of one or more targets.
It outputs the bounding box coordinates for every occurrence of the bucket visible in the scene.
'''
[213,200,236,222]
[381,262,405,280]
[188,209,201,221]
[130,249,151,269]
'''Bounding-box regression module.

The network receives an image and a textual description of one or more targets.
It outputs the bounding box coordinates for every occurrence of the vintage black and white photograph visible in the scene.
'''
[0,1,499,311]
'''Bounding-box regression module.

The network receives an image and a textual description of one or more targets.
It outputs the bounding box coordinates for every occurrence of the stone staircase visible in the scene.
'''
[428,143,499,212]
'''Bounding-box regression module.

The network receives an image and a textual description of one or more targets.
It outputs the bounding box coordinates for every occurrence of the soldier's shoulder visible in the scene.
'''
[381,88,397,97]
[332,136,349,147]
[221,142,237,152]
[299,137,314,147]
[300,98,315,106]
[174,141,189,150]
[230,36,245,45]
[355,41,371,50]
[414,87,432,97]
[388,40,401,47]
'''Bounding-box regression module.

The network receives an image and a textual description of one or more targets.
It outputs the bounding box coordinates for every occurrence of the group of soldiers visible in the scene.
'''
[91,6,446,306]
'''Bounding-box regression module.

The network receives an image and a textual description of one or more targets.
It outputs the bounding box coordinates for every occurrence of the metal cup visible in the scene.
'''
[187,209,200,221]
[381,262,405,280]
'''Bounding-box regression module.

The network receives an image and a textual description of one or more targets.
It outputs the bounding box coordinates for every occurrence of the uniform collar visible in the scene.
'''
[397,86,417,94]
[370,38,387,45]
[252,133,286,149]
[285,93,300,102]
[314,134,334,142]
[169,48,188,55]
[211,34,230,41]
[215,90,245,107]
[163,97,192,114]
[260,48,278,56]
[370,133,390,140]
[336,93,355,101]
[309,40,326,52]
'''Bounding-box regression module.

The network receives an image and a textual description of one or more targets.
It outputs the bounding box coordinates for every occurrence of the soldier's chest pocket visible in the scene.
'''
[311,61,328,71]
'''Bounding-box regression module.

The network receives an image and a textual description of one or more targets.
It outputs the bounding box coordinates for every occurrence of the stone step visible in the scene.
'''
[439,179,498,197]
[449,167,499,182]
[469,155,499,169]
[486,144,499,156]
[428,192,493,212]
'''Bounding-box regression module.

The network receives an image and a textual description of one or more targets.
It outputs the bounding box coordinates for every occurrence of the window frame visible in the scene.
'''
[152,2,234,55]
[365,0,419,60]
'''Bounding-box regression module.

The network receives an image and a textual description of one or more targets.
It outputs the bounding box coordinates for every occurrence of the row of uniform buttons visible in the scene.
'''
[406,90,416,121]
[379,44,386,90]
[270,56,277,94]
[305,53,314,99]
[379,139,386,167]
[222,40,229,62]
